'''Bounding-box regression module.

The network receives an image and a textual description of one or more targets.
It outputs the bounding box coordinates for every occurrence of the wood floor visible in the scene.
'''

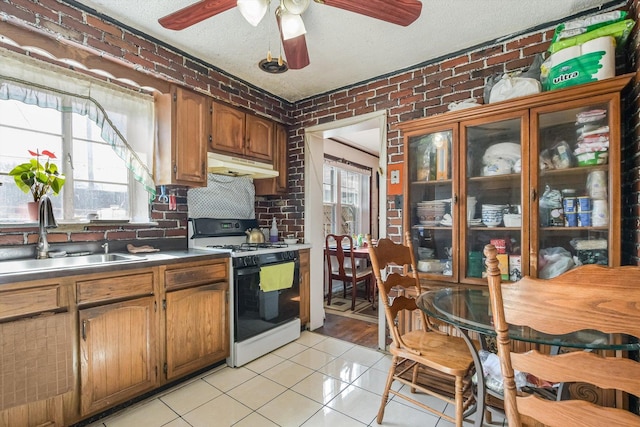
[314,312,379,349]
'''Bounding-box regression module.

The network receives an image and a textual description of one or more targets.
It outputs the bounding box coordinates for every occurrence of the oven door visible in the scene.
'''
[234,260,300,342]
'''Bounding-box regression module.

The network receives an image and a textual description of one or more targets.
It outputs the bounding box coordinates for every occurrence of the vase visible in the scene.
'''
[27,201,39,221]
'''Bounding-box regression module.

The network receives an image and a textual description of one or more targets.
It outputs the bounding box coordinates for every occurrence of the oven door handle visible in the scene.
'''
[235,266,261,276]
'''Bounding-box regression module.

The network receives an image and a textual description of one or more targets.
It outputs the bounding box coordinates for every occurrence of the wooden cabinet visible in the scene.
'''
[163,260,229,381]
[255,123,288,196]
[155,85,208,186]
[299,249,310,326]
[210,101,274,163]
[76,270,158,416]
[400,75,632,285]
[0,280,73,427]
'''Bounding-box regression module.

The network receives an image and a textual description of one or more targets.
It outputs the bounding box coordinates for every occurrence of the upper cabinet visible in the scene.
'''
[210,102,274,163]
[155,85,208,187]
[255,122,289,196]
[400,74,632,285]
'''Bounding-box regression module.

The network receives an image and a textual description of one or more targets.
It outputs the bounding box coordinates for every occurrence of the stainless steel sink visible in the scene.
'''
[0,253,145,274]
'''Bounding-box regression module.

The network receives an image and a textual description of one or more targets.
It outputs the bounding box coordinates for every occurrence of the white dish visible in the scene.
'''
[284,238,298,244]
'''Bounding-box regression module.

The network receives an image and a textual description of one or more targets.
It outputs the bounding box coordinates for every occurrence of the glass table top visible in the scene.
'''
[417,286,640,351]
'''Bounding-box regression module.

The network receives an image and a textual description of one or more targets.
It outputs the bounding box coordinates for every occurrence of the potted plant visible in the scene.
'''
[9,149,65,220]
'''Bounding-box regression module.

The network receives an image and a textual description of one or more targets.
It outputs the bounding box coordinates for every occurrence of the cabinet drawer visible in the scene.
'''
[77,271,154,305]
[0,285,64,321]
[165,262,228,291]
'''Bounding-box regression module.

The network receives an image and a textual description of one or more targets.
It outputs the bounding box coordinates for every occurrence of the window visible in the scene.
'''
[0,50,156,223]
[0,100,150,223]
[323,160,371,237]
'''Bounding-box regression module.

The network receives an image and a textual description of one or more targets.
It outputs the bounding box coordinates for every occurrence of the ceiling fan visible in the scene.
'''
[158,0,422,70]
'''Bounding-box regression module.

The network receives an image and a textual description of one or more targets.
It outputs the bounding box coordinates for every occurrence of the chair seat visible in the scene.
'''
[393,330,477,377]
[335,266,372,279]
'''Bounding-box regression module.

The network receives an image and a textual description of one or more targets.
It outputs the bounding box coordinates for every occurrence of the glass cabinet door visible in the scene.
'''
[460,114,527,284]
[407,127,456,282]
[532,97,617,277]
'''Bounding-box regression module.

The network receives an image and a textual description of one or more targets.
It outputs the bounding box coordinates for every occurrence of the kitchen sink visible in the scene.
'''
[0,253,146,274]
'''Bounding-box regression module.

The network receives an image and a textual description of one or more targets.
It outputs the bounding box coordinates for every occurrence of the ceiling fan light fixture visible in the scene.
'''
[259,57,288,74]
[237,0,268,26]
[282,0,310,15]
[280,11,306,40]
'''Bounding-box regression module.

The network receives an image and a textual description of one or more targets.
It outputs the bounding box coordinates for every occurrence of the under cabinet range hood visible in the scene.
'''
[207,152,279,179]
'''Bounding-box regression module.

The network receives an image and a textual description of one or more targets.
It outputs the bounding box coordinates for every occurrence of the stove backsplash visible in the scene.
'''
[187,174,256,219]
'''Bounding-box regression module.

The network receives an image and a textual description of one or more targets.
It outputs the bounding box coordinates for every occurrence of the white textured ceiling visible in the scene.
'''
[70,0,613,103]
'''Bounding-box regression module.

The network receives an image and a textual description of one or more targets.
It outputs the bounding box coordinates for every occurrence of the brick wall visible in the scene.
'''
[1,0,637,261]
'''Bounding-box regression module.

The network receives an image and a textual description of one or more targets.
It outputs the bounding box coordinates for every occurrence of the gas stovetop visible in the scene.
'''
[207,242,289,253]
[188,218,298,258]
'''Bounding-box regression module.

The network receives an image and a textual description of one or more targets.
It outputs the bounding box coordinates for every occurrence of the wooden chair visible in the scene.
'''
[366,232,477,426]
[484,243,640,427]
[325,234,373,310]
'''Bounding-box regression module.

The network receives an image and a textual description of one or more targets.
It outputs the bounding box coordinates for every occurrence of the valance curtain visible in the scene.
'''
[0,48,156,200]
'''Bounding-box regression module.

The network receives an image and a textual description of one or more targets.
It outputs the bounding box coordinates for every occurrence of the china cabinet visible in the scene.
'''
[400,74,632,285]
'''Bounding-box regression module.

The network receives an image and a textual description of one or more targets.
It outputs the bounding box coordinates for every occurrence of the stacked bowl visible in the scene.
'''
[416,200,447,225]
[482,204,506,227]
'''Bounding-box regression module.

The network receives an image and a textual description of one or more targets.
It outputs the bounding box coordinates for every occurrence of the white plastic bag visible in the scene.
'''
[489,76,541,103]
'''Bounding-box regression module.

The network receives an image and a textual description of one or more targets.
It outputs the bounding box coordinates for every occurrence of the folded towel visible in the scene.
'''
[259,262,295,292]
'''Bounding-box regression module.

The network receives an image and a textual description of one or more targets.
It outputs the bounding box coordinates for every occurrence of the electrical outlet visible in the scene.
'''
[390,169,400,184]
[395,195,403,208]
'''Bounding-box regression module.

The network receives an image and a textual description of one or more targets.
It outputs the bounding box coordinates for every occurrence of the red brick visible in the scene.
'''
[70,232,105,242]
[86,15,122,37]
[0,234,25,246]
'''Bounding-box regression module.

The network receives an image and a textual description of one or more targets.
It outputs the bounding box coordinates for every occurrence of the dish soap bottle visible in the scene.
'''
[270,218,279,242]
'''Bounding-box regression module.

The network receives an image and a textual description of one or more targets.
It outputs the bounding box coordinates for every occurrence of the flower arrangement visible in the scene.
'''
[9,149,66,202]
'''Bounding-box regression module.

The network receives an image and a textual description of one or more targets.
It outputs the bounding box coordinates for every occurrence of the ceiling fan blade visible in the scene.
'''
[158,0,237,30]
[276,14,310,70]
[315,0,422,26]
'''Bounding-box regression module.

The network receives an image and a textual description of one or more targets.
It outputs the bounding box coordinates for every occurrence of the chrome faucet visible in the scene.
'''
[36,195,57,259]
[101,242,109,254]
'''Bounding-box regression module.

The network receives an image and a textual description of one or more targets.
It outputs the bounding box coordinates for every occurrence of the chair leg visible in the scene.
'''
[327,278,333,306]
[351,277,357,310]
[455,375,463,427]
[377,355,397,424]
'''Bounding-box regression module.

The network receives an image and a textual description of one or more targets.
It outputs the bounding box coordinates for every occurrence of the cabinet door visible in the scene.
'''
[531,94,621,275]
[165,282,229,381]
[299,249,310,325]
[174,86,208,185]
[245,114,274,162]
[406,125,457,282]
[460,112,528,284]
[79,296,157,416]
[210,102,245,156]
[255,123,288,196]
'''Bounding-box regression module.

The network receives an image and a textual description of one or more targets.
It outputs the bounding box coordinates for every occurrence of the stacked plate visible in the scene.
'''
[417,200,448,225]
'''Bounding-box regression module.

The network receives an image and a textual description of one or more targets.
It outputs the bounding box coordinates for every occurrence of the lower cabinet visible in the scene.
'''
[165,282,229,380]
[0,257,231,425]
[163,259,230,381]
[299,249,310,326]
[0,280,73,427]
[79,296,158,416]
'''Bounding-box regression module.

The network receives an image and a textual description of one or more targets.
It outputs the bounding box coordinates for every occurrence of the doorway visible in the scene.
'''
[303,110,388,350]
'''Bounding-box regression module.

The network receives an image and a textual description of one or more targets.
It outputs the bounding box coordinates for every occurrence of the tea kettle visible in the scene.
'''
[245,228,265,243]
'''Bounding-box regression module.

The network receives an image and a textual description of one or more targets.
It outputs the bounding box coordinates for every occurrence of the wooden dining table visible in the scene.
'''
[416,286,640,426]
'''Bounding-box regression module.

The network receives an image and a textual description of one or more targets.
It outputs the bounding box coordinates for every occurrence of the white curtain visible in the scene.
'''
[0,48,156,200]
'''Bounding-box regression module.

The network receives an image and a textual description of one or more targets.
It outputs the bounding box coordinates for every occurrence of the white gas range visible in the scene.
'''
[188,218,301,367]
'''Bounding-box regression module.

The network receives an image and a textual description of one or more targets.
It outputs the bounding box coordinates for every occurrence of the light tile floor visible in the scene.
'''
[86,331,505,427]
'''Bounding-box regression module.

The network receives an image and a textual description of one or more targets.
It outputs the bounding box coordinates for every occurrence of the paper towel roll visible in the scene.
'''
[580,36,615,80]
[550,45,581,67]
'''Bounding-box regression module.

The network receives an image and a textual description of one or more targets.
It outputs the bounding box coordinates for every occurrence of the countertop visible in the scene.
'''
[0,249,230,285]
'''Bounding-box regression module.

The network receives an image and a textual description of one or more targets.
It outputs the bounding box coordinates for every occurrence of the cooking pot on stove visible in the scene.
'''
[245,228,265,243]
